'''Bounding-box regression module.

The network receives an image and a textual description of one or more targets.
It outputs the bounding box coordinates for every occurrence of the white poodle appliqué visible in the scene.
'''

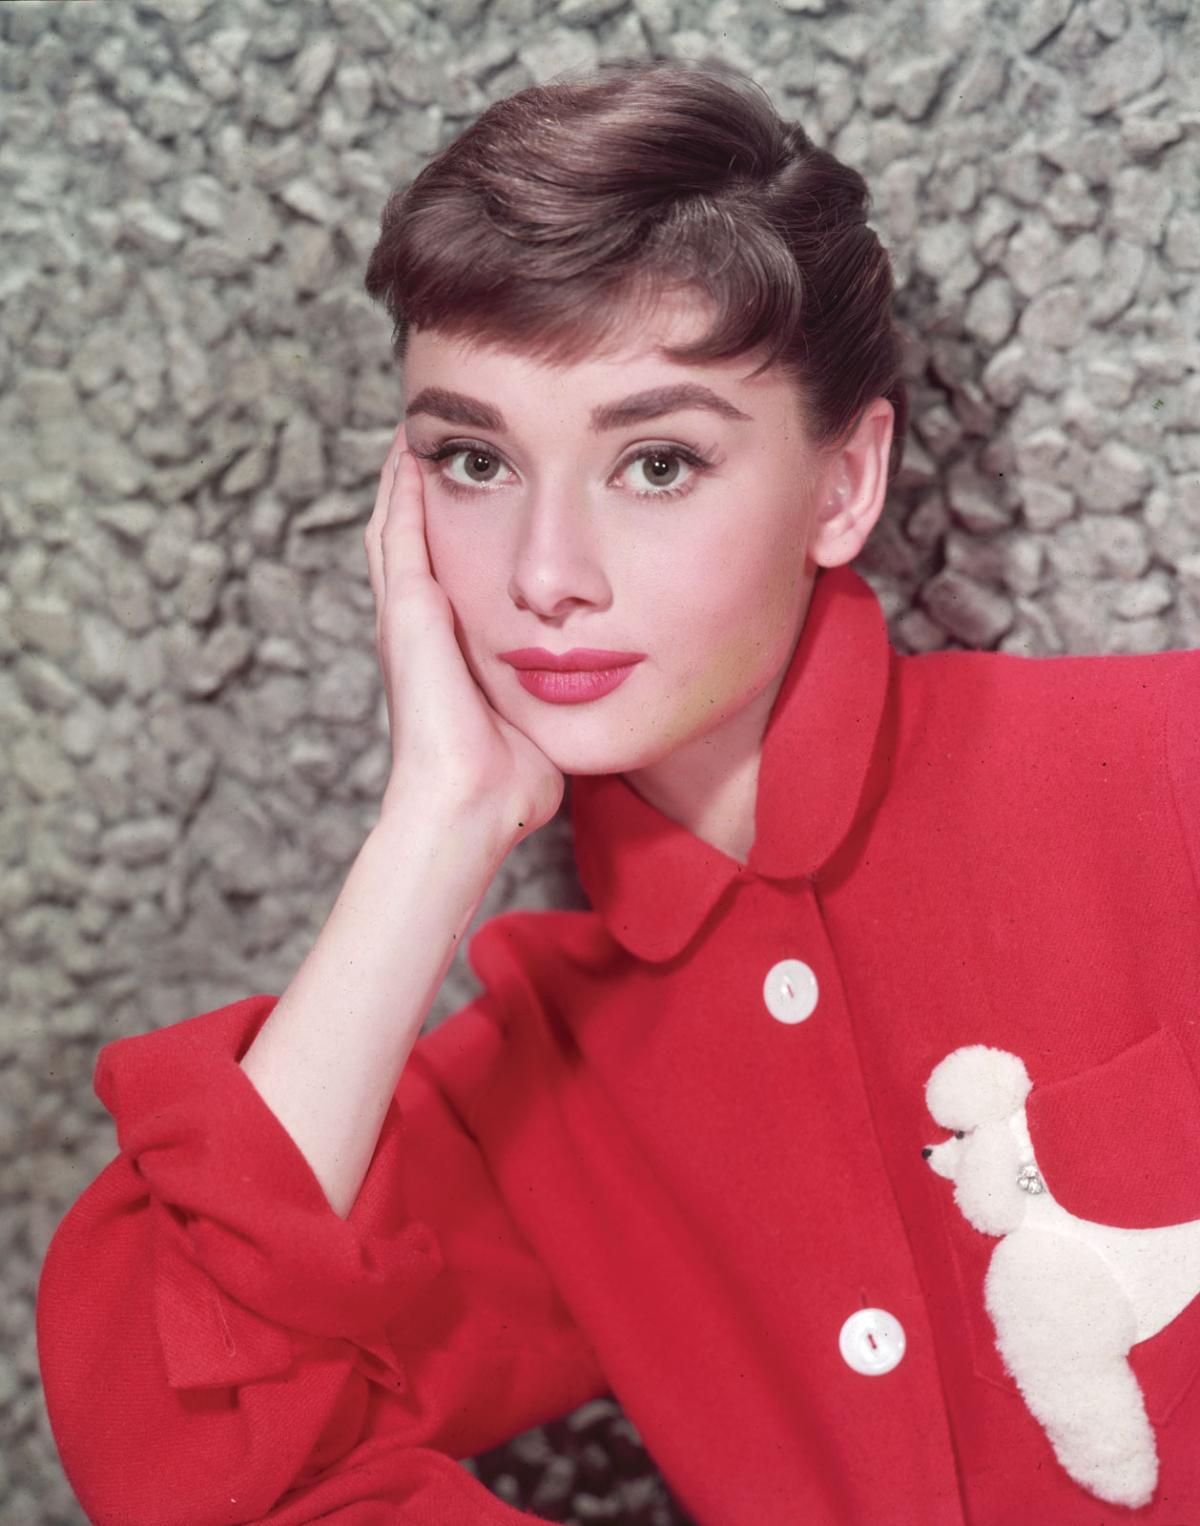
[922,1044,1200,1510]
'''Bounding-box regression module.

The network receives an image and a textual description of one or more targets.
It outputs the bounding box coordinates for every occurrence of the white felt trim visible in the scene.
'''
[986,1227,1156,1507]
[924,1044,1200,1509]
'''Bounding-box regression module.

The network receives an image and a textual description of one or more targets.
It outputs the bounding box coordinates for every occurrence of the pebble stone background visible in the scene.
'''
[3,0,1199,1521]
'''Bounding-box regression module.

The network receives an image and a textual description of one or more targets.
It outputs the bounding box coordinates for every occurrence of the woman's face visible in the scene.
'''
[400,291,885,782]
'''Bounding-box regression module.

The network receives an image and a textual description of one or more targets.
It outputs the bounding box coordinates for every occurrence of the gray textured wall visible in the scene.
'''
[3,0,1198,1521]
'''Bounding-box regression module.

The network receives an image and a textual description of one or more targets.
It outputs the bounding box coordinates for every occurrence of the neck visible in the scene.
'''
[631,751,761,866]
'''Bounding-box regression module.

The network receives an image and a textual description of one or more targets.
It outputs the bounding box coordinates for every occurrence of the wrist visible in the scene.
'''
[372,784,514,870]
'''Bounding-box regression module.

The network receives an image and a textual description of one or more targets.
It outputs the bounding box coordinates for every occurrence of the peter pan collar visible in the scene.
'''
[569,562,895,964]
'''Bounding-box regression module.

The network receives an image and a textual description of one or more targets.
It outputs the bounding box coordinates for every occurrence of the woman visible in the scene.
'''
[36,55,1200,1525]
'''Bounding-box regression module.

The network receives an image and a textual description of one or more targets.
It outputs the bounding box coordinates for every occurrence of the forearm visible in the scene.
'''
[238,800,509,1219]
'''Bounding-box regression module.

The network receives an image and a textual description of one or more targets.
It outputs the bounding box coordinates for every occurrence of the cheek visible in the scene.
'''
[420,535,493,657]
[423,519,487,603]
[642,571,794,748]
[422,512,463,580]
[685,541,804,670]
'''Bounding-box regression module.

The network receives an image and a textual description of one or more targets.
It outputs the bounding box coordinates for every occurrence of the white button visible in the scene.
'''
[763,959,818,1024]
[838,1308,906,1375]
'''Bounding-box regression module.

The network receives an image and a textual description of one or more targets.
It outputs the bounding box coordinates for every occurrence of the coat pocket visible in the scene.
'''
[940,1023,1200,1426]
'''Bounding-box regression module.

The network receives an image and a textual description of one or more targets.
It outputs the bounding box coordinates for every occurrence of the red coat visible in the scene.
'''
[37,562,1200,1525]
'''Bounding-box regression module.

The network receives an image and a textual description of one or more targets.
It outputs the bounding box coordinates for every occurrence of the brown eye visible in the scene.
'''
[618,444,713,501]
[411,441,514,496]
[458,449,503,486]
[630,449,684,491]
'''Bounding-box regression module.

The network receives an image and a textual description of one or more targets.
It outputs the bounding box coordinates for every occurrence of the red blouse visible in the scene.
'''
[37,562,1200,1524]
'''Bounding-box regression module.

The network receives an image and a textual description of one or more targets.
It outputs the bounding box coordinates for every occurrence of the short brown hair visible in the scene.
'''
[364,55,909,486]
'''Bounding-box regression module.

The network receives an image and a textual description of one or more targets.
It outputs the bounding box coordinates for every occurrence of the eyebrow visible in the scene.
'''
[403,382,754,433]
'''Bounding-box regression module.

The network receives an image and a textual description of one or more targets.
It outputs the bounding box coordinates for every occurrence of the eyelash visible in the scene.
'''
[408,438,715,503]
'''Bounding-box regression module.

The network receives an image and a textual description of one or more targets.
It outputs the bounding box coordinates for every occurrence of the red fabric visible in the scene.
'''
[37,562,1200,1524]
[37,995,606,1525]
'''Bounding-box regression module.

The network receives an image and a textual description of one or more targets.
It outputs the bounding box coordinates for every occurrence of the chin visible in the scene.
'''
[533,736,647,778]
[548,725,687,780]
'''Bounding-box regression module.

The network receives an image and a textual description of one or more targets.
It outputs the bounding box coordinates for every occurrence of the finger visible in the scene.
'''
[367,423,406,530]
[365,423,409,613]
[379,446,436,599]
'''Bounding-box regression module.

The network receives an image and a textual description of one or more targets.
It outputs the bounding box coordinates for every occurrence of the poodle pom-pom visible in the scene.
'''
[926,1045,1031,1129]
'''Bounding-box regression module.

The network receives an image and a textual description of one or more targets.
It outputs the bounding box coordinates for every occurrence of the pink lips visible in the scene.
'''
[498,648,646,672]
[509,664,639,705]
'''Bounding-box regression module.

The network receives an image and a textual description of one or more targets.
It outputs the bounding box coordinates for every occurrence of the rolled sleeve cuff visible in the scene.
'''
[97,995,442,1392]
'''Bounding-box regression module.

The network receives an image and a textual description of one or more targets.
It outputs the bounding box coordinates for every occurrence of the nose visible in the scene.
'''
[921,1147,932,1158]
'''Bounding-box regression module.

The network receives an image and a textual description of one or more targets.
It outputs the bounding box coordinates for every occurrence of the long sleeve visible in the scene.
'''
[36,993,608,1526]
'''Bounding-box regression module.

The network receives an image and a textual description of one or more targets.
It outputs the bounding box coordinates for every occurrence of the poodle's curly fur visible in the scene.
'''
[923,1043,1200,1510]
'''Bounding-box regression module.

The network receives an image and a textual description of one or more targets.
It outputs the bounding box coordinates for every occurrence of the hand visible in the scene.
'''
[363,424,566,848]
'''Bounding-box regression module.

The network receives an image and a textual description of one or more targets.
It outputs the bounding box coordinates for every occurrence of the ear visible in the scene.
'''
[807,396,895,570]
[954,1124,1033,1237]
